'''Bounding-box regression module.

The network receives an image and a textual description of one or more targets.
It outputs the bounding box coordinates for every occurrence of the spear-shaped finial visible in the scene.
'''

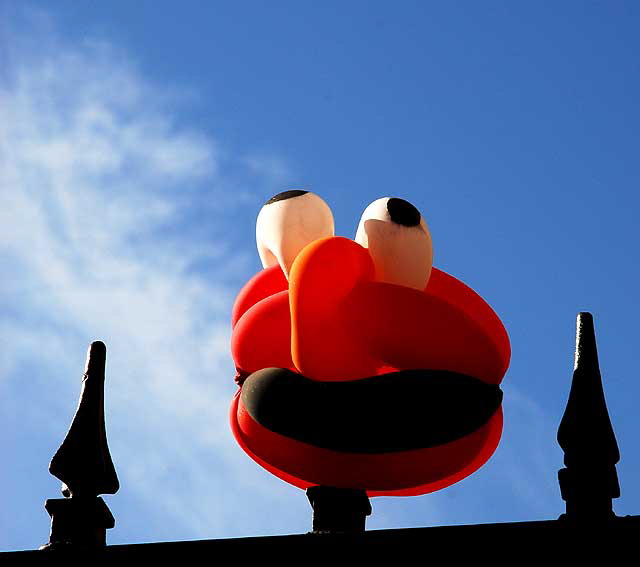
[557,313,620,523]
[41,341,119,550]
[49,341,119,497]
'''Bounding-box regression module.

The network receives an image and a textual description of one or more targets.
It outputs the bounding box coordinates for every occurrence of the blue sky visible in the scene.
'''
[2,1,640,551]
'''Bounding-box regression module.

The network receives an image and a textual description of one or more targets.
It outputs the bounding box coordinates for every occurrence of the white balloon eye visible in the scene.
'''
[354,197,433,290]
[256,190,335,278]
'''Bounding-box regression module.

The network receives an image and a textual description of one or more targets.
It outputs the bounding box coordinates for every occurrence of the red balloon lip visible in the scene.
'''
[337,270,510,384]
[231,264,511,384]
[231,389,503,496]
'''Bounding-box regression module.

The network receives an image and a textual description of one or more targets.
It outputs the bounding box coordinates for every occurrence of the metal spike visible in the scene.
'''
[49,341,119,498]
[42,341,119,550]
[557,313,620,522]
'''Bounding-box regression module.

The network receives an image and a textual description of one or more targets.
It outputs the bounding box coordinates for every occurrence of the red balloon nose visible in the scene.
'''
[289,236,378,381]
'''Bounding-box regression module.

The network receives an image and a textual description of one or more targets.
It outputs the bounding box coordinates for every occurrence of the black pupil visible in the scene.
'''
[387,198,421,227]
[265,190,308,205]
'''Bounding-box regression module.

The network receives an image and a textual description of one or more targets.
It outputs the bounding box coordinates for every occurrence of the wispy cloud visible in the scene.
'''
[0,13,304,549]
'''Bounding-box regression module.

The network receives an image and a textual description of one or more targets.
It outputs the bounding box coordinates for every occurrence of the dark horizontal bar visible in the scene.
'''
[4,516,640,563]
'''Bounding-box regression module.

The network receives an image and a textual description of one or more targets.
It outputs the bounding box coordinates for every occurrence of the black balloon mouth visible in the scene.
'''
[240,368,502,454]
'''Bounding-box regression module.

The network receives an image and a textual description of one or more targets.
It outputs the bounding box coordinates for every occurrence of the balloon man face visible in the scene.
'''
[230,191,510,496]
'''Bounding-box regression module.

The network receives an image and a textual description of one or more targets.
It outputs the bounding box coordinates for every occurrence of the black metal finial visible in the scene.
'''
[49,341,119,497]
[557,312,620,523]
[306,486,372,533]
[41,341,119,551]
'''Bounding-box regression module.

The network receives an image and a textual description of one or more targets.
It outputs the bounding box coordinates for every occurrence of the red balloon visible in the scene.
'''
[232,264,288,328]
[289,237,379,381]
[229,236,510,495]
[231,290,294,374]
[340,271,509,384]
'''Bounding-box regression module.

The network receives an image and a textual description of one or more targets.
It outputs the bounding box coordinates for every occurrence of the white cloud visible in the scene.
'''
[0,16,304,549]
[244,152,293,186]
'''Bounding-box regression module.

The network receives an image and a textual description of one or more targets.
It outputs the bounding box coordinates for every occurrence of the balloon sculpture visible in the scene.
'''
[230,191,510,496]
